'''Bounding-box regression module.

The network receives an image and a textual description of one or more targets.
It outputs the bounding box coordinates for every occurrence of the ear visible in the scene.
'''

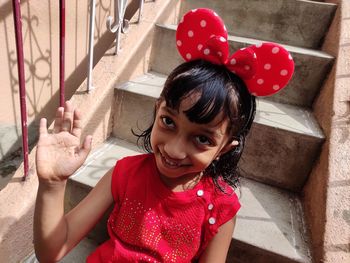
[218,140,239,156]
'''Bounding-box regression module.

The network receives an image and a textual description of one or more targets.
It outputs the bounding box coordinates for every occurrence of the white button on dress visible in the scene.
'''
[208,204,214,210]
[197,190,204,197]
[209,217,216,224]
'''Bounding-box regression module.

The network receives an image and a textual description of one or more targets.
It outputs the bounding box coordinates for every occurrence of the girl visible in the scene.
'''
[34,8,293,263]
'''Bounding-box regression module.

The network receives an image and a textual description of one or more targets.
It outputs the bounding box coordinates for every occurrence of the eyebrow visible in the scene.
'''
[162,106,224,140]
[163,106,177,116]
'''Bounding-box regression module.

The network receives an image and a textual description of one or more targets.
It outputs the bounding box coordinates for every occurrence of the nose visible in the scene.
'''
[163,137,187,160]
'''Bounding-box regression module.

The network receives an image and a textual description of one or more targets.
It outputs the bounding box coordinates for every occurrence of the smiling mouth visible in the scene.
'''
[160,154,181,168]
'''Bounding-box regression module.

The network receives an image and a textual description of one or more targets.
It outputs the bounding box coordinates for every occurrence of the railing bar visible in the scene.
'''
[12,0,29,180]
[59,0,65,106]
[87,0,96,93]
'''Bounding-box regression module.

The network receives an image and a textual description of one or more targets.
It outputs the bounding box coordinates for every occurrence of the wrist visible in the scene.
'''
[38,178,67,192]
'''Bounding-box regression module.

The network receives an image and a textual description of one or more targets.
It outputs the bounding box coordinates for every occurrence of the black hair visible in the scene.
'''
[133,60,256,192]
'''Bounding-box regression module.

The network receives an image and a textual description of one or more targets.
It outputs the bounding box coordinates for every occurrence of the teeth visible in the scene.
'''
[163,156,178,167]
[165,158,176,166]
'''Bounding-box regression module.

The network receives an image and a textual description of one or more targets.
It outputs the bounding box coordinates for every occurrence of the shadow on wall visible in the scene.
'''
[0,0,118,188]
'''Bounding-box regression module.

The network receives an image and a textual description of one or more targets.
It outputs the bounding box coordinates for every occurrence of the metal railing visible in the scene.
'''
[12,0,29,179]
[87,0,150,92]
[11,0,149,179]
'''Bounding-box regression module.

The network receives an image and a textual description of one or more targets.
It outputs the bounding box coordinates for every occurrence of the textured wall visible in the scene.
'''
[0,0,115,160]
[303,0,350,262]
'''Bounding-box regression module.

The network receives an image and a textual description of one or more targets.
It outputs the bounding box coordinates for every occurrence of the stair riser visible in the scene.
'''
[113,90,155,144]
[228,240,303,263]
[179,0,336,49]
[65,181,110,244]
[242,123,323,192]
[150,26,333,107]
[112,89,323,191]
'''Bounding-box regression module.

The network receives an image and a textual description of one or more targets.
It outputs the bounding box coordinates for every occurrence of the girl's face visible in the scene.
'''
[150,93,235,188]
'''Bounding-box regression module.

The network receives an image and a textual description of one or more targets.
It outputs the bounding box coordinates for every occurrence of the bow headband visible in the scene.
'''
[176,8,294,97]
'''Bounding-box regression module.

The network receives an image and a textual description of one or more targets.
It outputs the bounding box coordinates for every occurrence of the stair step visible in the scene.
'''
[65,138,311,263]
[178,0,336,49]
[150,24,334,107]
[112,72,324,191]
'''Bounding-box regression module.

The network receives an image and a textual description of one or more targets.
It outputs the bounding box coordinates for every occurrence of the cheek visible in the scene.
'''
[150,126,157,150]
[191,150,216,170]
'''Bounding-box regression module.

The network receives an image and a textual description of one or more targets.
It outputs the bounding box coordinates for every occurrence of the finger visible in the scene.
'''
[61,101,74,132]
[72,109,83,138]
[77,135,92,161]
[39,118,48,138]
[53,107,64,133]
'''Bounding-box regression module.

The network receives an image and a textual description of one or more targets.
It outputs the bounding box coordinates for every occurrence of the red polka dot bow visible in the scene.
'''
[176,8,295,97]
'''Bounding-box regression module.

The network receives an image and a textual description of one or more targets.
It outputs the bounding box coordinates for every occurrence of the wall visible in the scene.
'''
[0,0,115,189]
[303,0,350,262]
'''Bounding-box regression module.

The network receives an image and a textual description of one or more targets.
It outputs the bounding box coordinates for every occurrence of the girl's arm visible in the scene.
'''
[199,217,236,263]
[34,168,113,262]
[34,101,114,262]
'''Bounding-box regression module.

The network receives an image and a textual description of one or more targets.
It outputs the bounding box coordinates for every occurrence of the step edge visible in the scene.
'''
[114,72,325,139]
[156,24,334,60]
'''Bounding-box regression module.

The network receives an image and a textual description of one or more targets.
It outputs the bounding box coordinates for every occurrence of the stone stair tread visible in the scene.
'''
[117,71,324,139]
[236,178,311,262]
[68,138,311,262]
[160,24,334,59]
[70,138,142,188]
[118,71,165,99]
[255,99,324,139]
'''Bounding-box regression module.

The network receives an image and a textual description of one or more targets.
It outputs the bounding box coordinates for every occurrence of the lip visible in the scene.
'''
[160,154,181,169]
[159,151,190,170]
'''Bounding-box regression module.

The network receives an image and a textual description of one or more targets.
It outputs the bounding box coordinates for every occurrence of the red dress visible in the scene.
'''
[87,154,240,262]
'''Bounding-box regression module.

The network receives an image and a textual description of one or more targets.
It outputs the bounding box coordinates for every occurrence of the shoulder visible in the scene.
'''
[113,153,154,174]
[204,177,241,227]
[111,153,154,201]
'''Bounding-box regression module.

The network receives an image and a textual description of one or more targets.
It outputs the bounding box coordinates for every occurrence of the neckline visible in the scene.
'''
[150,154,205,200]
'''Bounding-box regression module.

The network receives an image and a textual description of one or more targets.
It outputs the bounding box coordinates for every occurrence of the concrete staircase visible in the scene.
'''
[25,0,336,262]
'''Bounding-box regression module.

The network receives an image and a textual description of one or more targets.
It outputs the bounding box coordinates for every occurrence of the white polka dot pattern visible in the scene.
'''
[272,47,280,54]
[176,8,294,96]
[264,63,271,70]
[280,69,288,76]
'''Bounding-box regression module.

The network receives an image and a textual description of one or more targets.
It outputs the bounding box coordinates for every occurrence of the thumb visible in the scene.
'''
[78,135,93,161]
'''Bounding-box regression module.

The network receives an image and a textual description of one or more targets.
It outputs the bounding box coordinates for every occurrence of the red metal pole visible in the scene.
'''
[12,0,29,180]
[59,0,65,107]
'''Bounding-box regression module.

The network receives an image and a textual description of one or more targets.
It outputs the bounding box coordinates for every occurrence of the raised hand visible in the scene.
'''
[36,101,92,183]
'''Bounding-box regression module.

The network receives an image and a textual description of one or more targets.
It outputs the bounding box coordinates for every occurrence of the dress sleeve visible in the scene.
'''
[212,189,241,228]
[200,186,241,254]
[110,157,129,204]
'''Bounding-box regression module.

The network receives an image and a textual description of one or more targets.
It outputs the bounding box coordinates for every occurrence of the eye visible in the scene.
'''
[161,116,175,128]
[195,135,212,146]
